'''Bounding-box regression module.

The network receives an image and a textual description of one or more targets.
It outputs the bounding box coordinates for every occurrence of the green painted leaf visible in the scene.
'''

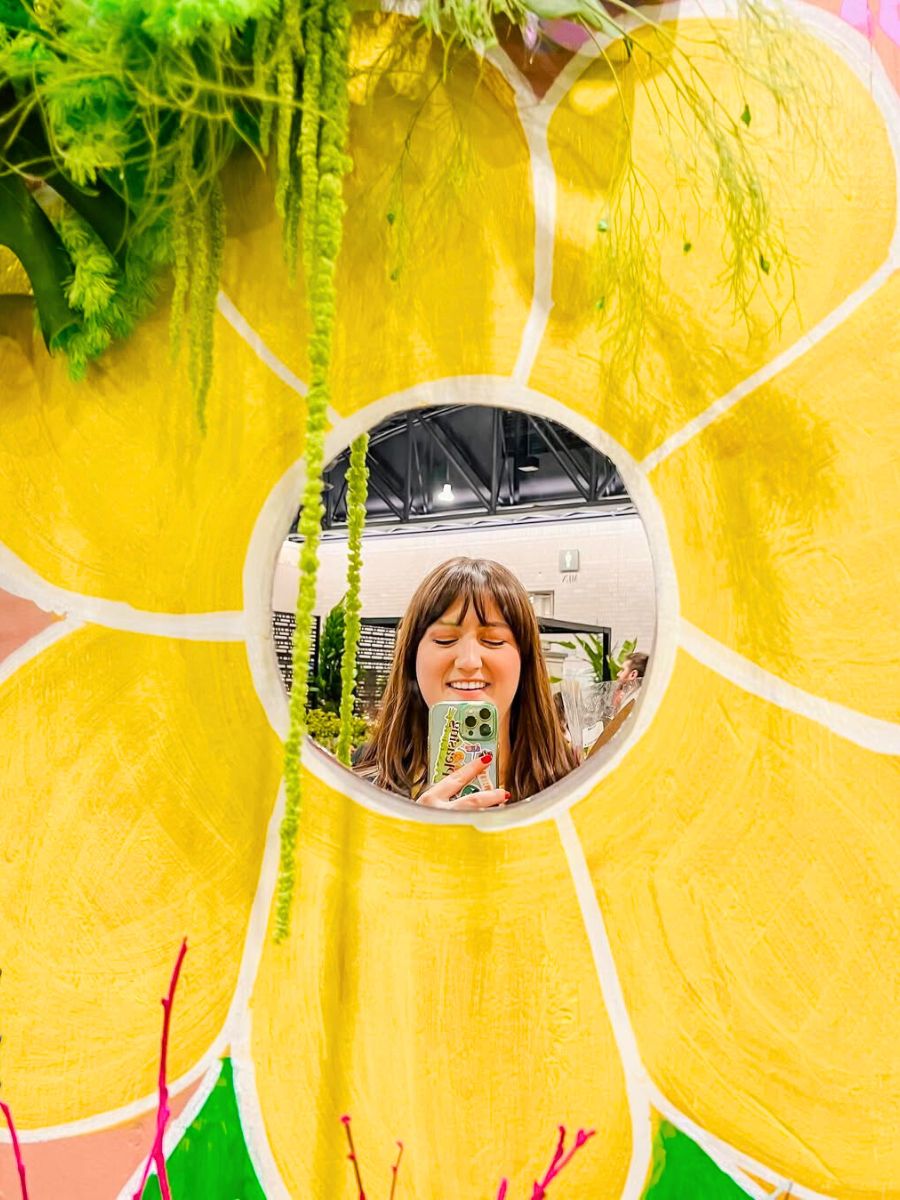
[142,1058,266,1200]
[642,1120,754,1199]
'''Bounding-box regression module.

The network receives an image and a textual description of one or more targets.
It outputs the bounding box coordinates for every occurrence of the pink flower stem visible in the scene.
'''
[497,1125,596,1200]
[341,1115,367,1200]
[532,1127,596,1199]
[389,1140,404,1200]
[0,1100,29,1200]
[132,938,188,1200]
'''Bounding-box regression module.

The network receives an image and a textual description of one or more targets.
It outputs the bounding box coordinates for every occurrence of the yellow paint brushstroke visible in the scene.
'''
[652,272,900,722]
[0,625,281,1127]
[0,297,304,612]
[530,22,896,461]
[572,650,900,1199]
[249,770,632,1199]
[221,21,534,410]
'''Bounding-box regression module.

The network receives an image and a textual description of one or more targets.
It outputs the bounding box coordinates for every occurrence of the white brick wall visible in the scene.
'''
[273,513,656,654]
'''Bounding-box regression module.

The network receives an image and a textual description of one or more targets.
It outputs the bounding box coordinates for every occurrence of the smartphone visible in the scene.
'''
[428,701,499,796]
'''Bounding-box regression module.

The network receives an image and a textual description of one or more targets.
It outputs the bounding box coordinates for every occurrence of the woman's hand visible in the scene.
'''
[417,755,510,810]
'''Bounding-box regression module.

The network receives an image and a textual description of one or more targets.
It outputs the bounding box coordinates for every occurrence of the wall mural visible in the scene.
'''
[0,2,898,1198]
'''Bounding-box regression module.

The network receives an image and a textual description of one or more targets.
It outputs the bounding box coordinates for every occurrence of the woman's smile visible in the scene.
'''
[446,678,490,695]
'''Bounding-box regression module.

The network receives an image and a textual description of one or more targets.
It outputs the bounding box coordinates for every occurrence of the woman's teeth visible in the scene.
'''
[449,682,487,690]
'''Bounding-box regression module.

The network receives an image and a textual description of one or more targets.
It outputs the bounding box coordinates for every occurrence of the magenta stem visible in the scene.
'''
[388,1140,404,1200]
[132,938,188,1200]
[497,1125,596,1200]
[0,1100,29,1200]
[340,1115,367,1200]
[533,1127,596,1198]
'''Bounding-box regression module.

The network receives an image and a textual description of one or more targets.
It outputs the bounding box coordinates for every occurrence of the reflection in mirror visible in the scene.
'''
[271,405,656,809]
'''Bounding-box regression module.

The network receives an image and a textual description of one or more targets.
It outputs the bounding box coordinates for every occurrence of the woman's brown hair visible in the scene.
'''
[353,557,579,802]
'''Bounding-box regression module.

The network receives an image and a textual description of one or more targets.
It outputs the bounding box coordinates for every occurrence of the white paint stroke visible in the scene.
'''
[489,49,558,385]
[649,1085,837,1200]
[242,459,303,740]
[223,781,285,1047]
[0,544,246,641]
[681,619,900,756]
[231,1009,292,1200]
[217,290,341,426]
[229,782,293,1200]
[5,1039,227,1144]
[556,810,654,1200]
[640,262,895,473]
[9,787,286,1146]
[0,617,82,689]
[217,290,308,397]
[560,810,793,1200]
[113,1060,224,1200]
[228,785,293,1200]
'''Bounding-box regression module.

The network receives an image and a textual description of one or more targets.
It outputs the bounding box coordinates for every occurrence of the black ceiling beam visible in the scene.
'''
[531,415,592,500]
[366,470,405,521]
[365,449,406,521]
[416,414,492,510]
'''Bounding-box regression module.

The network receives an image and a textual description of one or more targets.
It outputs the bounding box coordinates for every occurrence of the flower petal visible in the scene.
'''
[221,18,535,410]
[530,19,896,462]
[244,772,634,1198]
[651,273,900,721]
[0,296,303,612]
[0,624,281,1127]
[572,651,900,1197]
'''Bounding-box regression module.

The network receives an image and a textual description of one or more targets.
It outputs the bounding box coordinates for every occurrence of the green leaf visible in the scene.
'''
[642,1119,754,1198]
[141,1058,266,1200]
[0,173,79,351]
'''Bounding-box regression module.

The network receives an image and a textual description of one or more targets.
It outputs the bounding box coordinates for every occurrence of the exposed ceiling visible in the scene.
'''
[298,406,633,534]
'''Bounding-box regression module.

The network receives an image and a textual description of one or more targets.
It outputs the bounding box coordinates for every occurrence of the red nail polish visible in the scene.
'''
[480,752,493,763]
[504,791,511,800]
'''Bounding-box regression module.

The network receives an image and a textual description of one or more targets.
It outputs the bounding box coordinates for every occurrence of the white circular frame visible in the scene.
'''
[244,376,679,828]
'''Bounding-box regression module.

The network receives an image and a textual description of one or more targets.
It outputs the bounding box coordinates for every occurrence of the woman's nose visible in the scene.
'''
[454,636,483,671]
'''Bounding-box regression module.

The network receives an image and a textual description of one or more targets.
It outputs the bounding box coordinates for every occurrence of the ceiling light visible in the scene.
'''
[518,454,540,472]
[437,482,454,503]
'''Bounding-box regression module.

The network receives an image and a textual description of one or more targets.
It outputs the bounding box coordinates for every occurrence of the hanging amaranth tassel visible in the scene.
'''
[336,432,370,766]
[275,0,351,943]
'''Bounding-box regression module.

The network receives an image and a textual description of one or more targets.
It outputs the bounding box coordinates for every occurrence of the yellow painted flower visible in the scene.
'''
[0,11,897,1200]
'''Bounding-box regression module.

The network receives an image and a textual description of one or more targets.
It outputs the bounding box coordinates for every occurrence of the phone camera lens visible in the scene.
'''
[479,723,492,737]
[464,714,477,727]
[479,707,491,720]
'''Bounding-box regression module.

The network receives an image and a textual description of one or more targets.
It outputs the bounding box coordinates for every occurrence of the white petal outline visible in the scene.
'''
[112,1060,224,1200]
[242,375,680,832]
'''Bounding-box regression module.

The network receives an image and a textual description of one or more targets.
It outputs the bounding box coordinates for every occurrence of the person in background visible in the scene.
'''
[612,651,648,714]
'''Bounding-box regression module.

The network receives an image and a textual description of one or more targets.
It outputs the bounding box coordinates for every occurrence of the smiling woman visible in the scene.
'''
[354,556,580,807]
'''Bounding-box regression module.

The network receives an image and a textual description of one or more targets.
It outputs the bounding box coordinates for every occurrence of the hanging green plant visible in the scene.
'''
[336,432,370,766]
[275,0,352,944]
[0,0,303,415]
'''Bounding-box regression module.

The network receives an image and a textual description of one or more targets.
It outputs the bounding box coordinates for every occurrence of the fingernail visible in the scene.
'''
[504,791,511,800]
[480,752,493,763]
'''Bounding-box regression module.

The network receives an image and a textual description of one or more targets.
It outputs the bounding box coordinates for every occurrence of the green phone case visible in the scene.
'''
[427,701,499,796]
